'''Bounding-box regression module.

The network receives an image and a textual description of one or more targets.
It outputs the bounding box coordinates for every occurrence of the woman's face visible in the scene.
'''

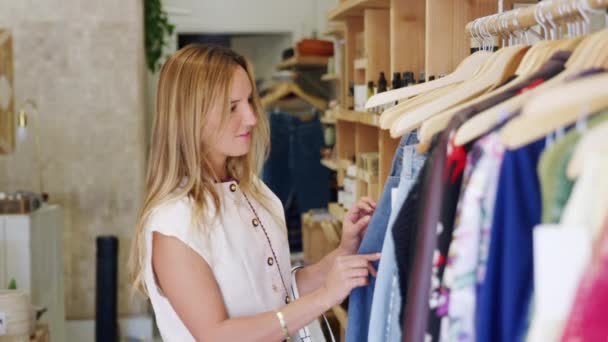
[206,66,257,160]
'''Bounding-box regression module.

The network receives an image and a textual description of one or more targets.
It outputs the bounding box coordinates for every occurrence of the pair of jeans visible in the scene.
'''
[345,134,410,342]
[262,112,330,213]
[368,132,427,342]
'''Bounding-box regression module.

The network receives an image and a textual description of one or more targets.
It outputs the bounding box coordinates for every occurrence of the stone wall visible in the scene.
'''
[0,0,147,318]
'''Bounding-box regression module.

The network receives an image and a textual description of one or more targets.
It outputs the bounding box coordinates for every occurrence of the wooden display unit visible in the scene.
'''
[276,54,329,70]
[327,0,499,203]
[425,0,497,79]
[391,0,425,76]
[314,0,528,337]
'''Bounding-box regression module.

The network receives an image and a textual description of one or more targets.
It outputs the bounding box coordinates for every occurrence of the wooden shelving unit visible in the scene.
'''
[320,116,337,125]
[276,55,330,70]
[321,73,341,82]
[354,57,367,70]
[329,0,391,21]
[335,109,380,127]
[425,0,497,78]
[321,158,339,171]
[323,23,346,38]
[327,0,498,195]
[314,0,501,338]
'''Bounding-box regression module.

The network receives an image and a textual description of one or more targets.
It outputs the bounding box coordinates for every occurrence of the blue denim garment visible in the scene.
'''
[368,132,427,342]
[262,112,330,212]
[345,134,409,342]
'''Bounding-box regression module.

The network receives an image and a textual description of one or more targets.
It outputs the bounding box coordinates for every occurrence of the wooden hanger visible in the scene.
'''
[260,82,328,111]
[417,37,584,149]
[454,29,608,146]
[379,83,462,129]
[567,120,608,179]
[364,51,492,109]
[380,12,508,131]
[500,72,608,149]
[389,44,529,138]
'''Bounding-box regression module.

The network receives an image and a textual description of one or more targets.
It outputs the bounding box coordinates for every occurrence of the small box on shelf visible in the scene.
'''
[357,152,379,176]
[343,176,358,195]
[302,211,338,264]
[328,202,348,222]
[346,164,358,178]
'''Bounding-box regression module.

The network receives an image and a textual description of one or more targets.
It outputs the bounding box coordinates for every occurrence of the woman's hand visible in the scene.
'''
[319,253,381,307]
[339,197,377,255]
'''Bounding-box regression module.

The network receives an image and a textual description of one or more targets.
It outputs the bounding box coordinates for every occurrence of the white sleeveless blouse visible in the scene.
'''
[143,180,298,341]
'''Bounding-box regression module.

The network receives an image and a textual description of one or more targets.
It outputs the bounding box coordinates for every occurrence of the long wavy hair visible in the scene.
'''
[129,44,274,297]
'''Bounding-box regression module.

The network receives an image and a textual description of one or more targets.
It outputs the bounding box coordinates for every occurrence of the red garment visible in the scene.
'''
[561,216,608,341]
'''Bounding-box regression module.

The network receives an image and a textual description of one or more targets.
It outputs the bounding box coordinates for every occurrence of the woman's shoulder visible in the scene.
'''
[145,195,197,237]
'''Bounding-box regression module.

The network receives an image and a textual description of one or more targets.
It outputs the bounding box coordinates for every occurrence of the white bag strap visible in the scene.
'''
[291,266,336,342]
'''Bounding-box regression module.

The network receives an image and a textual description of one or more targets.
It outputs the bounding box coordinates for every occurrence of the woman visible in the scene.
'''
[129,44,380,341]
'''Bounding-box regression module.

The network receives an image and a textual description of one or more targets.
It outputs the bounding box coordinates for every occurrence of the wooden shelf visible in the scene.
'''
[321,158,339,171]
[320,221,341,245]
[321,73,341,82]
[329,202,348,222]
[276,55,330,70]
[336,109,380,127]
[328,0,391,21]
[338,158,354,169]
[354,57,367,70]
[336,109,360,123]
[323,23,346,37]
[358,111,380,127]
[320,116,337,124]
[357,168,379,184]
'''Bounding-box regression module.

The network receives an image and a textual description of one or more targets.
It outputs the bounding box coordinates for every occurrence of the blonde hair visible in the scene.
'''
[129,44,274,297]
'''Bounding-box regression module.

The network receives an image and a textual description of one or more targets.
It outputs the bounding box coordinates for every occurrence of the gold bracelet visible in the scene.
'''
[275,310,291,342]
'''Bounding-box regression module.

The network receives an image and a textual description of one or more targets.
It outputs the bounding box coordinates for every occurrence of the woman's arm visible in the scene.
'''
[294,247,348,296]
[295,198,377,296]
[152,232,379,342]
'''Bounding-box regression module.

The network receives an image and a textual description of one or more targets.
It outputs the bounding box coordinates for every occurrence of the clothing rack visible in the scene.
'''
[466,0,608,37]
[315,0,608,341]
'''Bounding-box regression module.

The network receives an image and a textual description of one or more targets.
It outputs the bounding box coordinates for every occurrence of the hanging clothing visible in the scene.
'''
[401,50,572,342]
[560,148,608,241]
[560,216,608,341]
[368,131,427,342]
[475,137,546,342]
[345,134,410,342]
[422,131,468,342]
[263,111,330,251]
[538,111,608,223]
[393,150,432,327]
[441,132,505,342]
[263,111,330,213]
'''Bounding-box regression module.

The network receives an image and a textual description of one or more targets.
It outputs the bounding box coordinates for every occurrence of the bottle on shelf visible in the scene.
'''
[402,71,416,87]
[391,72,403,107]
[348,80,355,110]
[378,72,388,93]
[392,72,402,90]
[367,81,375,99]
[418,71,426,84]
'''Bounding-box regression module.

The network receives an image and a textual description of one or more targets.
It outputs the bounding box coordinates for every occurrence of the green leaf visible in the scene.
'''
[144,0,175,72]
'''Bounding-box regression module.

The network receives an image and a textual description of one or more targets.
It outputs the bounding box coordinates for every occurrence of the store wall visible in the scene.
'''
[231,34,292,88]
[165,0,336,40]
[0,0,147,318]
